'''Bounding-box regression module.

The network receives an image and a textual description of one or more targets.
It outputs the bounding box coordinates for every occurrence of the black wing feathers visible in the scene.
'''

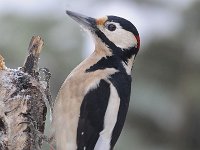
[109,72,132,149]
[77,79,110,150]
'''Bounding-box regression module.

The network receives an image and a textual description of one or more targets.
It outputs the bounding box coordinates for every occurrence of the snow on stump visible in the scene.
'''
[0,36,51,150]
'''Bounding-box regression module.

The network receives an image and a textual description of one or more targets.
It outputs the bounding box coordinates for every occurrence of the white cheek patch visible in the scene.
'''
[98,23,137,49]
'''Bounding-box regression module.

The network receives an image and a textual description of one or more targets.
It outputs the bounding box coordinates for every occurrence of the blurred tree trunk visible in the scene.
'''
[0,36,51,150]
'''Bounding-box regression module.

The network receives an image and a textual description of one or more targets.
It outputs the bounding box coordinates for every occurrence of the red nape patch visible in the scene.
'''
[135,35,140,49]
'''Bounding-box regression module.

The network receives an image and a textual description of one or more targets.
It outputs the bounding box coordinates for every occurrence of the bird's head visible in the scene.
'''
[66,10,140,57]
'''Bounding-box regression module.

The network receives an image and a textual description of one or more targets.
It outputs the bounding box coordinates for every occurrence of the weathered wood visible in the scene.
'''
[21,36,44,77]
[0,36,51,150]
[0,55,6,70]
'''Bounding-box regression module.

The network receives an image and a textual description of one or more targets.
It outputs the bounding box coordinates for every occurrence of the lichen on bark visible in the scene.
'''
[0,36,51,150]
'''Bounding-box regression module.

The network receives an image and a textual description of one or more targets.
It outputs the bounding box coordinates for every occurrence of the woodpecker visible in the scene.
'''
[53,10,140,150]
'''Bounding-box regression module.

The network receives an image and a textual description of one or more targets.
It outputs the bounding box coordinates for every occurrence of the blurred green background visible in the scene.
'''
[0,0,200,150]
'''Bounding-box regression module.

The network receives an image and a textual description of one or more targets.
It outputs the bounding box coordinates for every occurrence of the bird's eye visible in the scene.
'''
[107,24,116,31]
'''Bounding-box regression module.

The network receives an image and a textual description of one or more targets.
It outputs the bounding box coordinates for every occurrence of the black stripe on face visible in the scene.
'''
[77,79,110,150]
[94,29,139,64]
[95,29,118,52]
[87,29,138,73]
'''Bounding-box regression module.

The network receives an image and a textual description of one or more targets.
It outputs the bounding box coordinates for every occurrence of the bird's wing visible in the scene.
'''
[76,79,111,150]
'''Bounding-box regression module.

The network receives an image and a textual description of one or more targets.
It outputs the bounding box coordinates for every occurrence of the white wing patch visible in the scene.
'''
[94,83,120,150]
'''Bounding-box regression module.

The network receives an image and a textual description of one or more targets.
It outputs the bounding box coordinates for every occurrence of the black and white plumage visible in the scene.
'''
[53,10,140,150]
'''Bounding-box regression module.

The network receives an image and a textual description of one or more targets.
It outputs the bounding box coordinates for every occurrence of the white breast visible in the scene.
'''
[94,83,120,150]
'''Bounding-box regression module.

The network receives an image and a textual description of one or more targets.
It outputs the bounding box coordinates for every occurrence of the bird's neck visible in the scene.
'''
[93,40,137,75]
[120,53,135,75]
[94,37,113,57]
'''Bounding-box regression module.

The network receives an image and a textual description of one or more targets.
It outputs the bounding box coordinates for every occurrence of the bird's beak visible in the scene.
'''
[66,10,97,31]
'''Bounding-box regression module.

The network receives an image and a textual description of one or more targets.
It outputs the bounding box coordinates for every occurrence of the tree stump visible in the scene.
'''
[0,36,51,150]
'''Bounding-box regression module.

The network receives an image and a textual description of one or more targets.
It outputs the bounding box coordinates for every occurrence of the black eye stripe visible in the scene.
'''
[107,24,116,31]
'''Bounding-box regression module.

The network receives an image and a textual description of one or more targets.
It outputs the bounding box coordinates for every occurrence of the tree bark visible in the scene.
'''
[0,36,51,150]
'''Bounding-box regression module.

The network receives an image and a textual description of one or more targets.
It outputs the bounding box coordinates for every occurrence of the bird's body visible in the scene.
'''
[53,11,140,150]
